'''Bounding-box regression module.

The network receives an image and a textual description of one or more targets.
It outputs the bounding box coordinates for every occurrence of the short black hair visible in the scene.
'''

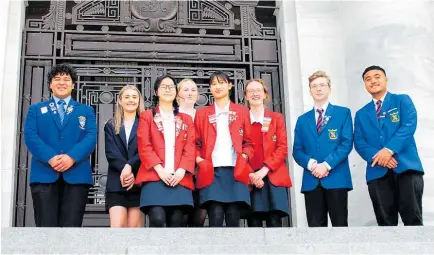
[152,74,179,115]
[209,71,231,86]
[47,64,77,86]
[362,65,386,79]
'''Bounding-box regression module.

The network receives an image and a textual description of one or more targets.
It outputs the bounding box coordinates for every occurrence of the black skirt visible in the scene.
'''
[105,191,141,211]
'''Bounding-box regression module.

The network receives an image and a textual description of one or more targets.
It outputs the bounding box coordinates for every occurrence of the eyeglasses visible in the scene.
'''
[159,84,176,91]
[246,89,264,95]
[310,83,329,89]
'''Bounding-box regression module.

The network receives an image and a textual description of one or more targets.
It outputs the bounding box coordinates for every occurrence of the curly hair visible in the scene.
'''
[47,64,77,87]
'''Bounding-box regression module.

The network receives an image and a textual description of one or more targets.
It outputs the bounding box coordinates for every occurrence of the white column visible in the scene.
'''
[1,0,26,227]
[341,1,434,226]
[276,0,307,227]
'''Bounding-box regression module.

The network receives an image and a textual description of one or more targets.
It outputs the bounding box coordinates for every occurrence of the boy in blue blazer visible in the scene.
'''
[24,64,97,227]
[293,71,353,227]
[354,66,424,226]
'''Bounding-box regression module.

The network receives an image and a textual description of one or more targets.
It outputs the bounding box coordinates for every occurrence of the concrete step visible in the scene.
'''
[2,227,433,254]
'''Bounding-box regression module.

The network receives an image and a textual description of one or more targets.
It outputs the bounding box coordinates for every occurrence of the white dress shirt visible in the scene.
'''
[250,107,264,124]
[372,92,394,155]
[159,107,176,173]
[212,102,236,167]
[124,119,134,144]
[308,101,331,171]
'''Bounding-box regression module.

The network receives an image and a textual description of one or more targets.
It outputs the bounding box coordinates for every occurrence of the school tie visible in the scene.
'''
[57,100,66,125]
[316,108,324,133]
[376,100,382,120]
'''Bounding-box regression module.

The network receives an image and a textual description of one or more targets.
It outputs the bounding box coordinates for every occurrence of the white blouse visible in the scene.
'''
[123,119,134,144]
[159,107,176,173]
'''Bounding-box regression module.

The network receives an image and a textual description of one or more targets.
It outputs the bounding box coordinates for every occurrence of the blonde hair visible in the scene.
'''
[176,78,198,104]
[244,79,269,98]
[308,71,331,87]
[114,85,145,134]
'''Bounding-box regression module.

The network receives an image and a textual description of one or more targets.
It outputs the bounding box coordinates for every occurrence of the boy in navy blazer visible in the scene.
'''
[24,64,97,227]
[293,71,353,227]
[354,66,424,226]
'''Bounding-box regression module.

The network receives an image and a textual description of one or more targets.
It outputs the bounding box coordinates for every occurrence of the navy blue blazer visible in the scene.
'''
[24,98,97,185]
[354,92,423,182]
[293,104,353,192]
[104,117,141,193]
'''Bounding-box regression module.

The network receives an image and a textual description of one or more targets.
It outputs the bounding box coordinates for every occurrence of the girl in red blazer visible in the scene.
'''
[177,78,207,227]
[245,79,292,227]
[135,75,195,227]
[195,71,254,227]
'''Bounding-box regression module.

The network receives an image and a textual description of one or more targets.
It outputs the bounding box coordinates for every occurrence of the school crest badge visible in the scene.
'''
[390,112,400,122]
[78,116,86,130]
[66,105,74,115]
[328,129,337,140]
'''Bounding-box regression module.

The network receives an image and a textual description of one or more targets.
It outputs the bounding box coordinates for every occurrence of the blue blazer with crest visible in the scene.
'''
[293,104,353,192]
[104,117,141,193]
[24,98,97,185]
[354,92,423,182]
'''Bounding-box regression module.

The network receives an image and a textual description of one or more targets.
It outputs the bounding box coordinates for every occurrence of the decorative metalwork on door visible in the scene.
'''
[15,0,285,227]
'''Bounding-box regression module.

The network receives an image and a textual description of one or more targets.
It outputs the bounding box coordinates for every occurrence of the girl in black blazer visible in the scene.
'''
[104,85,145,227]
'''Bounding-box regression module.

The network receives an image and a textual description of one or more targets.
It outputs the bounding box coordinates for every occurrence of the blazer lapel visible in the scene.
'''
[153,107,165,137]
[61,99,77,129]
[262,108,273,150]
[127,116,139,145]
[47,99,62,130]
[307,109,317,137]
[318,104,333,136]
[208,104,217,131]
[366,102,380,131]
[379,93,392,129]
[119,124,128,149]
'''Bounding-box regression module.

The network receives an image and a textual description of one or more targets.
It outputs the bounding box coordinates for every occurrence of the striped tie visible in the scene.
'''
[57,100,66,125]
[316,108,324,133]
[376,100,382,120]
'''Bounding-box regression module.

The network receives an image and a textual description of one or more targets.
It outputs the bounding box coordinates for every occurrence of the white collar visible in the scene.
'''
[372,92,388,105]
[215,101,230,115]
[158,107,174,120]
[314,101,329,114]
[250,108,264,124]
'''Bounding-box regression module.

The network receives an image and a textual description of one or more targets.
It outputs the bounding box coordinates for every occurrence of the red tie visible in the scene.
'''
[316,109,324,133]
[376,100,382,120]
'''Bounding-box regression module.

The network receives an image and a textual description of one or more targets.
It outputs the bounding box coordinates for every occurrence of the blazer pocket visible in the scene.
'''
[196,159,213,187]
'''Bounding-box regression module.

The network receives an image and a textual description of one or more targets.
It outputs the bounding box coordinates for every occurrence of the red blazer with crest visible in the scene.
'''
[135,108,195,190]
[194,102,255,189]
[255,109,292,187]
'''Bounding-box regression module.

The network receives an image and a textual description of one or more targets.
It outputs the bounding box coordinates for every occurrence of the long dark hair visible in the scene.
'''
[152,74,179,116]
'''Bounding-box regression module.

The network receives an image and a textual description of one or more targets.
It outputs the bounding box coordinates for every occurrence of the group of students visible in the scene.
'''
[24,64,424,228]
[104,72,291,228]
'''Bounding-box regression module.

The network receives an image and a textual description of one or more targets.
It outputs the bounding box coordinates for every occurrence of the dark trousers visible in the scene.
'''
[304,185,348,227]
[368,170,424,226]
[30,177,90,227]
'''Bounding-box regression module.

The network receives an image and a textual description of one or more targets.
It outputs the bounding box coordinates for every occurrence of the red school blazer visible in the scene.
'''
[258,109,292,187]
[135,108,195,190]
[194,102,255,189]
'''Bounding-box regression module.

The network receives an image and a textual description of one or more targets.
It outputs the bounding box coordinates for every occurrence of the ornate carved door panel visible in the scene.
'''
[15,0,287,227]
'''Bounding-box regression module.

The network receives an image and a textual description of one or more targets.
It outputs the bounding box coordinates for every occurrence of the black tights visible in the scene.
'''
[207,202,241,227]
[147,206,184,227]
[247,212,282,227]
